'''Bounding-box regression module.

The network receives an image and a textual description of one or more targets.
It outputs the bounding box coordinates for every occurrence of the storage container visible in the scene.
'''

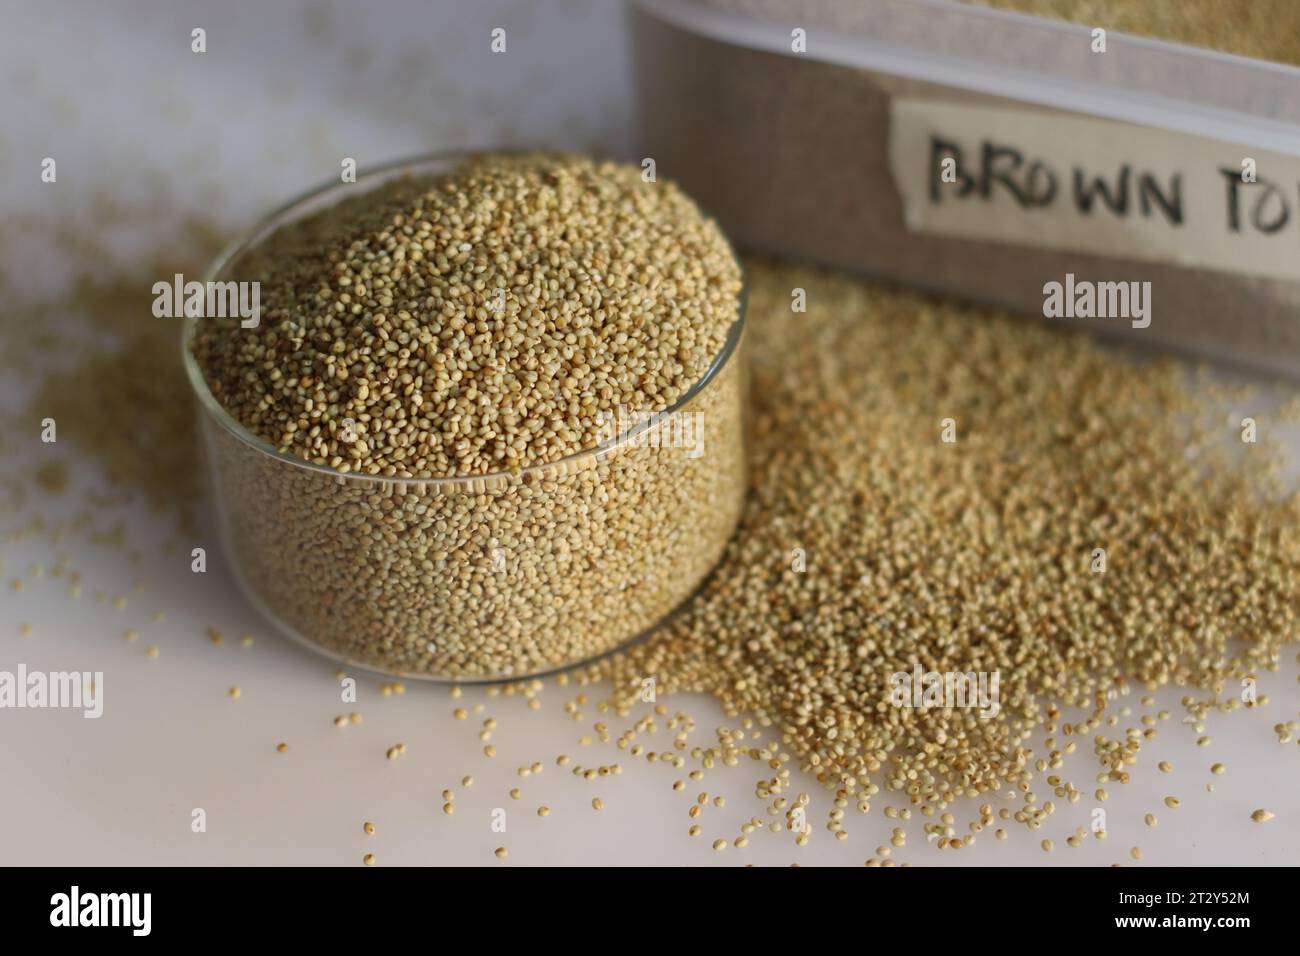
[633,0,1300,376]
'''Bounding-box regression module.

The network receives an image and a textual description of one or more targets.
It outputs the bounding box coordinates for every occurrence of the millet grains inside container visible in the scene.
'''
[970,0,1300,65]
[189,153,747,679]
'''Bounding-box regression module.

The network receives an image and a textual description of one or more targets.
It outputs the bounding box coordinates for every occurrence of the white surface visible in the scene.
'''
[1,0,1298,867]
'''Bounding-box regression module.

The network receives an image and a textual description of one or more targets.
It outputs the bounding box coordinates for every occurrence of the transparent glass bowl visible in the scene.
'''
[181,152,749,682]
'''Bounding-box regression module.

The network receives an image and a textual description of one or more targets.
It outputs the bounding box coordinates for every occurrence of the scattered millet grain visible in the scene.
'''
[14,265,212,527]
[537,806,550,817]
[494,847,508,859]
[227,686,241,699]
[1211,763,1226,775]
[363,821,375,835]
[586,258,1299,851]
[362,853,375,866]
[276,743,288,754]
[1164,797,1181,809]
[32,458,70,495]
[190,153,746,680]
[442,803,454,815]
[592,798,604,811]
[1130,847,1142,861]
[1250,809,1275,823]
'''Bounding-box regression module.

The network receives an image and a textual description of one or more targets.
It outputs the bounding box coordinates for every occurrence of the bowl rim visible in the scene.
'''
[180,149,748,488]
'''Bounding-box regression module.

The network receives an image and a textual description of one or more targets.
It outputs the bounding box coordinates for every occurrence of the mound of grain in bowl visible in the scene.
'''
[592,258,1300,830]
[188,153,746,679]
[192,153,739,477]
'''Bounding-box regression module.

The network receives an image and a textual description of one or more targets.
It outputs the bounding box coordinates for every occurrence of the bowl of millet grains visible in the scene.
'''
[184,151,749,681]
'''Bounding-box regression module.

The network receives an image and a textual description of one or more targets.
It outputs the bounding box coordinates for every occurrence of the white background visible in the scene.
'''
[1,0,1297,867]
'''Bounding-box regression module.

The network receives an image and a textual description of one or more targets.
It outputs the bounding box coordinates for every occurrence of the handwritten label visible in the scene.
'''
[889,99,1300,283]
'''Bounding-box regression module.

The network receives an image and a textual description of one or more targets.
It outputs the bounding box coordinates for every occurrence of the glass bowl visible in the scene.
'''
[181,151,749,682]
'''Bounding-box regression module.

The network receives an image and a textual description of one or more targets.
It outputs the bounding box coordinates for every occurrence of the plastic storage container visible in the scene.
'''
[633,0,1300,377]
[182,153,749,682]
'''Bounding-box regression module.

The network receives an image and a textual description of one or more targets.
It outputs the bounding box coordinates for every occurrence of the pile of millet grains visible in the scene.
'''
[190,154,746,679]
[588,258,1300,836]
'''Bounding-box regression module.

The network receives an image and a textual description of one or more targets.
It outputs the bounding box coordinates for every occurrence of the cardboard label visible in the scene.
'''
[889,99,1300,282]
